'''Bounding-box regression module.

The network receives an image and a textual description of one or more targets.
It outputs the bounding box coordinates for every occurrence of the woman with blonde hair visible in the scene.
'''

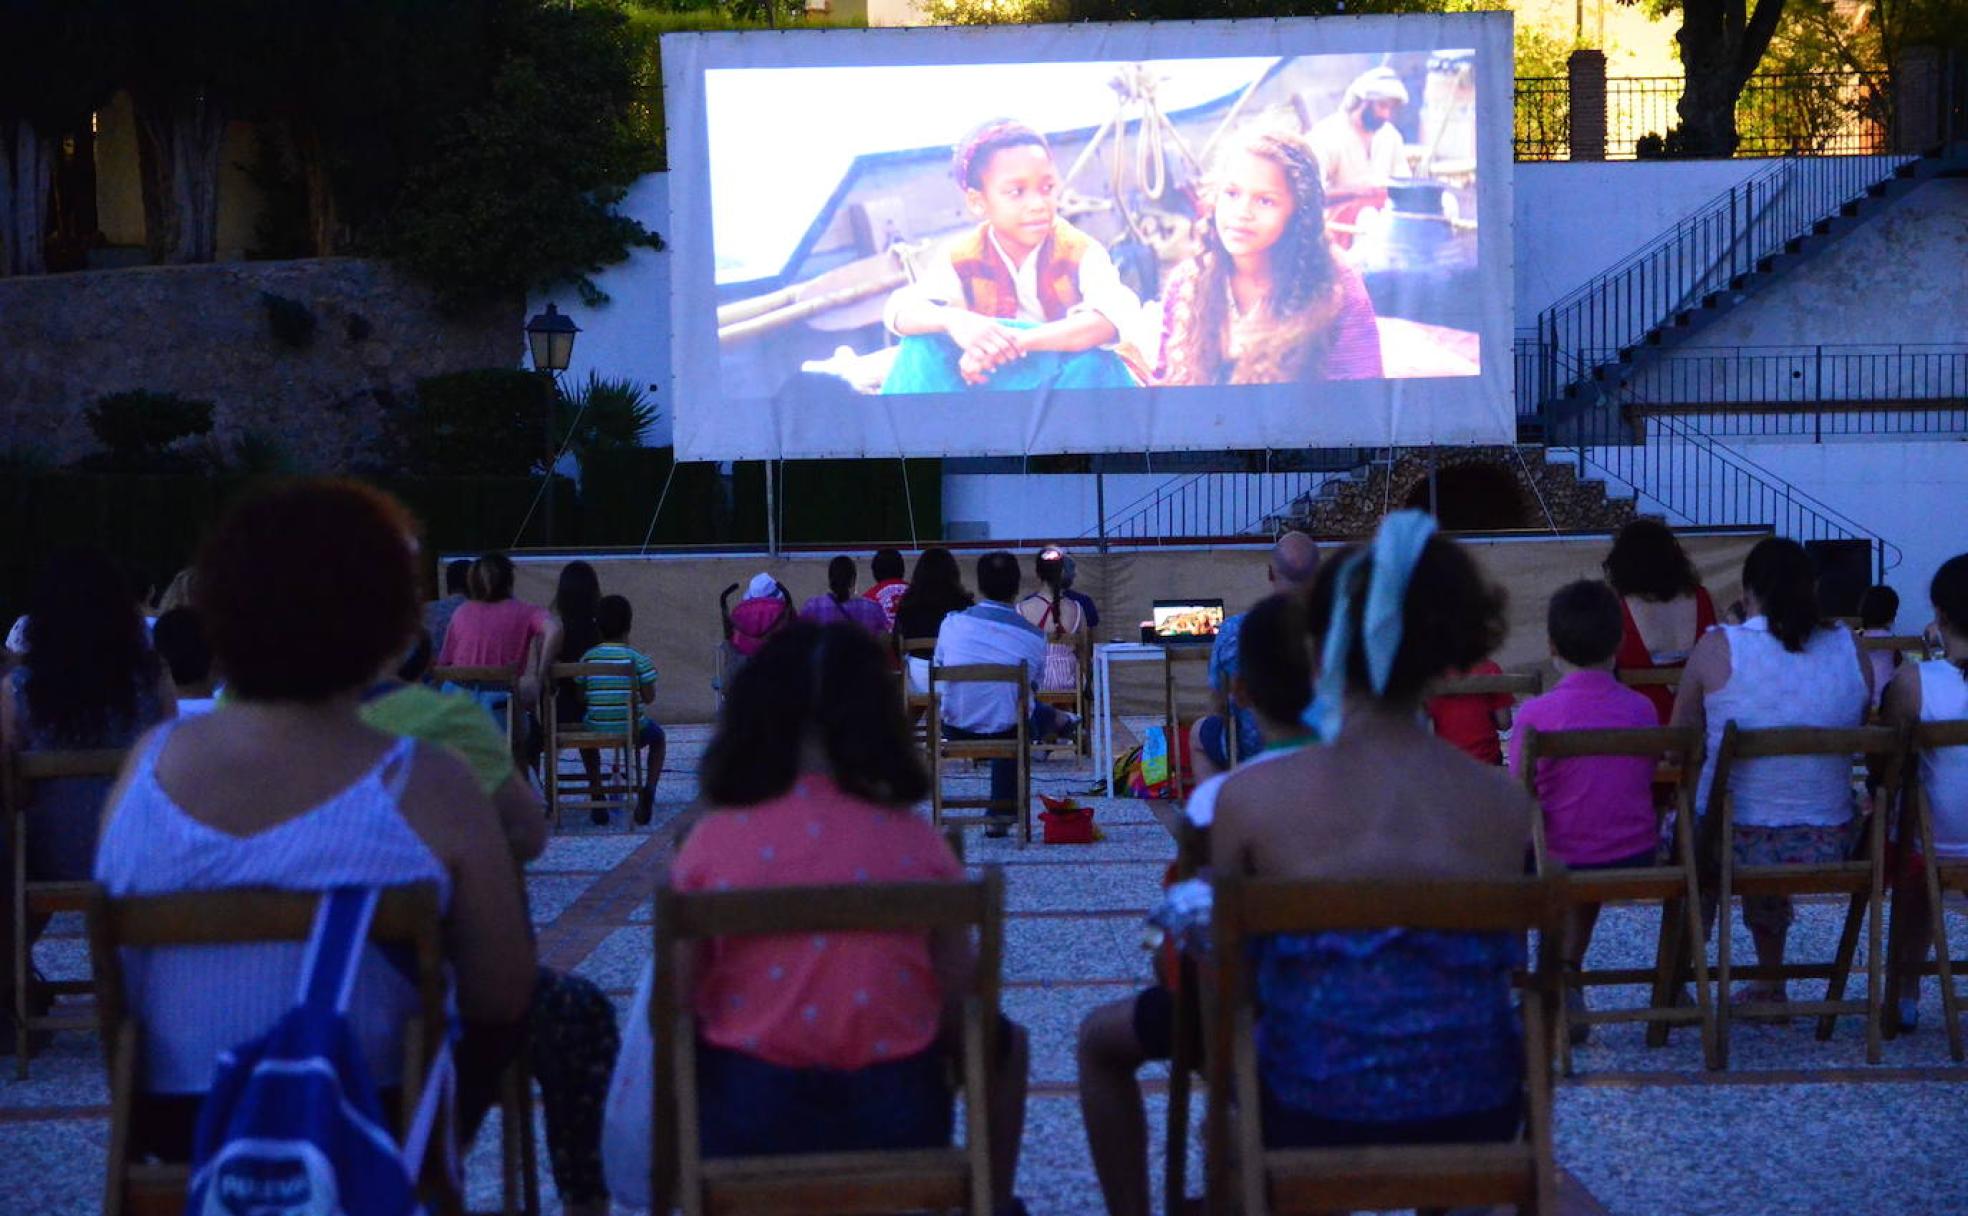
[1155,126,1382,386]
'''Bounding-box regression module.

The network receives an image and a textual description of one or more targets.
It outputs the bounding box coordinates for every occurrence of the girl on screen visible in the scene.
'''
[1155,127,1382,386]
[880,118,1142,394]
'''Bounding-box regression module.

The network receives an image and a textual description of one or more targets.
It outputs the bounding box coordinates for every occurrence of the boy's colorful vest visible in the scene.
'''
[948,219,1091,321]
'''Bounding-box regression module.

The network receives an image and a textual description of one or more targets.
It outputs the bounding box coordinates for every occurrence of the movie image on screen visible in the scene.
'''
[711,51,1479,398]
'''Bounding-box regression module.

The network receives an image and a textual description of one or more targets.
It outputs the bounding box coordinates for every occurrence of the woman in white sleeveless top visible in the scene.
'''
[93,481,535,1162]
[1880,553,1968,1029]
[1673,537,1873,1010]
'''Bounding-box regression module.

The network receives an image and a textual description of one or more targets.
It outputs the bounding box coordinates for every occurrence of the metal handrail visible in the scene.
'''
[1539,347,1902,577]
[1082,467,1349,544]
[1533,153,1917,414]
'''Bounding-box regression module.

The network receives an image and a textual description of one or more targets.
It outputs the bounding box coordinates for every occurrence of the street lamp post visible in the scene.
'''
[524,303,580,546]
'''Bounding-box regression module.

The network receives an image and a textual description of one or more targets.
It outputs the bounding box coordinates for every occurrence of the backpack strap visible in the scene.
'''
[297,887,380,1014]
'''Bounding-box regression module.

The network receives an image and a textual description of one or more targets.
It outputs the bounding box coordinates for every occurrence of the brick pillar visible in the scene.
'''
[1567,49,1609,162]
[1894,47,1942,153]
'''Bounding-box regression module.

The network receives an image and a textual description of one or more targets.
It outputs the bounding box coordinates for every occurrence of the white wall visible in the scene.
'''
[1581,436,1968,624]
[1661,178,1968,350]
[942,472,1339,542]
[1513,159,1769,323]
[524,173,674,445]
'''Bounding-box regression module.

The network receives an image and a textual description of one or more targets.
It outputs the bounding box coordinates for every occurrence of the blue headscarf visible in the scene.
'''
[1303,510,1438,741]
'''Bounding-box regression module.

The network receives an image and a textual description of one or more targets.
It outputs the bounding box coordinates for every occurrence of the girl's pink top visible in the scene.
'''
[674,776,964,1070]
[436,598,548,671]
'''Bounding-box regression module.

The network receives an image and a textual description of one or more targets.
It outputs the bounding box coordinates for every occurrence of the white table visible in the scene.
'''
[1092,642,1179,796]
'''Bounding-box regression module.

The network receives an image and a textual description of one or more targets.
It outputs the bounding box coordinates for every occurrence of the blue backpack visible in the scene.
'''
[187,887,454,1216]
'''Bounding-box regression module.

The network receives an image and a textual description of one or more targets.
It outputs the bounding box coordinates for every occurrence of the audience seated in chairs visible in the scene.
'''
[894,546,976,695]
[1190,531,1321,784]
[721,573,793,682]
[2,547,175,1049]
[1672,537,1876,1011]
[424,557,473,659]
[87,481,634,1214]
[604,622,1031,1213]
[801,554,892,635]
[1016,545,1087,693]
[577,594,666,826]
[550,558,605,737]
[864,547,912,631]
[438,550,557,765]
[1606,519,1719,724]
[1210,515,1532,1152]
[1510,580,1666,1040]
[1882,553,1968,1031]
[935,552,1077,838]
[1859,583,1905,712]
[1425,655,1516,766]
[1076,590,1315,1216]
[1061,553,1101,631]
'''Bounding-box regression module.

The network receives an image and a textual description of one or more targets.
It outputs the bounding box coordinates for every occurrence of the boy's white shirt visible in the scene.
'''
[883,224,1142,339]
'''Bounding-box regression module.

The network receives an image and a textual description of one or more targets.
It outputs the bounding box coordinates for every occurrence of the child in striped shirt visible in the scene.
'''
[579,595,665,825]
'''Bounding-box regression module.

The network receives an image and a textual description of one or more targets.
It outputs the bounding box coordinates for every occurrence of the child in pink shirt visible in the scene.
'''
[609,622,1029,1211]
[1510,580,1661,1038]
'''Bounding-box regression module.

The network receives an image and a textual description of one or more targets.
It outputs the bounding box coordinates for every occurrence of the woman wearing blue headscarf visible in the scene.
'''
[1210,512,1534,1149]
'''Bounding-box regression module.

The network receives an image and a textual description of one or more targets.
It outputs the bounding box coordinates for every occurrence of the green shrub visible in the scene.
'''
[82,391,216,470]
[408,369,552,477]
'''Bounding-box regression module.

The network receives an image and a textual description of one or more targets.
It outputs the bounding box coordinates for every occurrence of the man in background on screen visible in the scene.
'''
[1308,67,1411,243]
[1190,531,1321,782]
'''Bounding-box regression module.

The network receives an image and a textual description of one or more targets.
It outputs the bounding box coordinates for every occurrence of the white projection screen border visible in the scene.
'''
[665,13,1515,461]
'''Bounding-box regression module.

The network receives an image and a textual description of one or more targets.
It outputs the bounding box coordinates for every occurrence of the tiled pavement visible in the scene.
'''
[6,725,1968,1214]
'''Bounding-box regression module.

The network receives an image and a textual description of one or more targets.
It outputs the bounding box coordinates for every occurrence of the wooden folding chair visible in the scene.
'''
[1896,720,1968,1060]
[1162,645,1213,800]
[4,746,126,1078]
[900,637,939,751]
[927,663,1033,845]
[85,883,472,1216]
[1518,725,1717,1073]
[1616,669,1685,694]
[649,869,1006,1216]
[1034,631,1090,762]
[1708,723,1906,1067]
[1425,671,1545,701]
[431,665,523,758]
[542,660,642,829]
[1206,874,1563,1216]
[1162,815,1211,1216]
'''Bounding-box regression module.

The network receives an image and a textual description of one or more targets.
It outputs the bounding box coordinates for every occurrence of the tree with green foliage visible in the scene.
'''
[1616,0,1790,156]
[384,0,664,308]
[0,0,128,275]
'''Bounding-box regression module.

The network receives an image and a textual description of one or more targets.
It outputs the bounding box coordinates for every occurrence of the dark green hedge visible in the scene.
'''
[0,455,943,624]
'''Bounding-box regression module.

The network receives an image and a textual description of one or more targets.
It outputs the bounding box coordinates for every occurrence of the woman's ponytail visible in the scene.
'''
[1742,538,1820,653]
[827,555,855,607]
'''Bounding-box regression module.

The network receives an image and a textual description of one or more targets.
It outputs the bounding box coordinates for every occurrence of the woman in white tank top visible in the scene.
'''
[92,482,535,1163]
[1673,538,1874,1010]
[1880,553,1968,1029]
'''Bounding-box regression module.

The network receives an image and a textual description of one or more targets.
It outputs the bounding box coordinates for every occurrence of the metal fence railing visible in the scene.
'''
[1083,467,1352,545]
[1515,70,1894,160]
[1517,339,1968,427]
[1534,348,1903,579]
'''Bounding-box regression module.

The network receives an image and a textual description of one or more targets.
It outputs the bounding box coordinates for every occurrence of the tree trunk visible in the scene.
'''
[1675,0,1788,156]
[293,124,341,256]
[0,118,52,277]
[131,87,227,264]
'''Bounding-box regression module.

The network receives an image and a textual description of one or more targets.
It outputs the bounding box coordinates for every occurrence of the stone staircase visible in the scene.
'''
[1276,446,1638,538]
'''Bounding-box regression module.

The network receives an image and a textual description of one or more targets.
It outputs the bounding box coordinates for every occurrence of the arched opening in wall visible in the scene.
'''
[1401,462,1534,531]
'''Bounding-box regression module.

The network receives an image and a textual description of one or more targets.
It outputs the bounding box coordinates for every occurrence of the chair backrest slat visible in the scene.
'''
[1615,668,1684,688]
[547,661,637,680]
[1520,725,1698,761]
[9,748,129,782]
[1426,672,1543,699]
[1726,724,1903,760]
[930,663,1027,685]
[1221,875,1561,937]
[429,665,517,687]
[1914,720,1968,750]
[95,884,444,949]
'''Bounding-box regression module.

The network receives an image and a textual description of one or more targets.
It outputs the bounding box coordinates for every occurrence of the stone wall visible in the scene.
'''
[0,258,518,471]
[1289,446,1640,537]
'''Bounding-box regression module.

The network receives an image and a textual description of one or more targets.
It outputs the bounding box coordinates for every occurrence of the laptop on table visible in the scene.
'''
[1147,599,1225,645]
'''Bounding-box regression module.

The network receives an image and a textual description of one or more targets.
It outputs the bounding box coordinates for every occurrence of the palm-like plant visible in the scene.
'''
[553,371,660,470]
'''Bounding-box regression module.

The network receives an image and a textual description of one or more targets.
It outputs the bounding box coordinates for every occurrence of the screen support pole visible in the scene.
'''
[1096,464,1109,554]
[766,459,779,556]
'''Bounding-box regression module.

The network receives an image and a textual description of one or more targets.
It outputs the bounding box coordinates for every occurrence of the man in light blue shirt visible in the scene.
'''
[936,551,1076,834]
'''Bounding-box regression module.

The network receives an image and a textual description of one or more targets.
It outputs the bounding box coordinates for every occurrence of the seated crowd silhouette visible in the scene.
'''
[5,479,1967,1215]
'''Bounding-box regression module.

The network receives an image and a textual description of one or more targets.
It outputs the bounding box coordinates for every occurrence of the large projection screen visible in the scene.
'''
[665,14,1514,460]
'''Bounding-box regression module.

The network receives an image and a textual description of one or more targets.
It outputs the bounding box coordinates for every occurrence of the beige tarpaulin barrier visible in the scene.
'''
[509,529,1765,726]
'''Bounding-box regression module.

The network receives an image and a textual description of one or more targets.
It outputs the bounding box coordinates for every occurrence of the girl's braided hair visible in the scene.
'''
[952,118,1049,190]
[1931,554,1968,683]
[1162,127,1345,386]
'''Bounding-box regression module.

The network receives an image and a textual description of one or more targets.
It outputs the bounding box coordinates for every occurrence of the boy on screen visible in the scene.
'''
[882,118,1142,393]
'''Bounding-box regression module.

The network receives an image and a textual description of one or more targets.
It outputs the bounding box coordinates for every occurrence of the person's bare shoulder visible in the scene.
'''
[394,741,500,864]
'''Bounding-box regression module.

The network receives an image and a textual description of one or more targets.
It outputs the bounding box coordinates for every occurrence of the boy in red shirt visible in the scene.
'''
[1424,657,1514,765]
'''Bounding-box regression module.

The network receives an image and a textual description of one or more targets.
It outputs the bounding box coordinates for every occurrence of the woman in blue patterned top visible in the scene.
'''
[1209,515,1533,1148]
